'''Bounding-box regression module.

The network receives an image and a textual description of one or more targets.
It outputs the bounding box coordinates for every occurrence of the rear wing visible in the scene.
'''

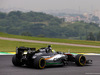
[16,47,36,54]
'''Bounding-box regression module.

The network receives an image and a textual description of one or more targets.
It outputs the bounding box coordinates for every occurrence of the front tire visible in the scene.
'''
[34,56,46,69]
[12,54,23,66]
[75,54,86,66]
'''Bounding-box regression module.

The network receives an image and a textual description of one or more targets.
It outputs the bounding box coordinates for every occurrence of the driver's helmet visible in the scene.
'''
[46,45,52,53]
[51,50,56,53]
[48,45,51,48]
[48,45,52,50]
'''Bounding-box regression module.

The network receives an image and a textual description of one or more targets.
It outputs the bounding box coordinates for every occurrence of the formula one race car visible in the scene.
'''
[12,45,92,69]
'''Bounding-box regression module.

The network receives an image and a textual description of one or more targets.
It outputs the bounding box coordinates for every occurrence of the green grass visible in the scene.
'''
[0,32,100,53]
[0,39,100,53]
[0,32,100,46]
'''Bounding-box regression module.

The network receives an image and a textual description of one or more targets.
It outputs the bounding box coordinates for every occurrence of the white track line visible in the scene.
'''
[0,37,100,48]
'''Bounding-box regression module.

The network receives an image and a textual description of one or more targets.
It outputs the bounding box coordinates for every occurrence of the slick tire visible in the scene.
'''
[34,56,46,69]
[75,54,86,66]
[12,54,23,66]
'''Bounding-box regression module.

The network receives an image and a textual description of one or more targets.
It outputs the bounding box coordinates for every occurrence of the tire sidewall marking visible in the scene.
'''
[79,55,86,66]
[39,58,46,69]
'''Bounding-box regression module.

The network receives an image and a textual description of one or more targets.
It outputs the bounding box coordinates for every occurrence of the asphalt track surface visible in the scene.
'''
[0,55,100,75]
[0,37,100,48]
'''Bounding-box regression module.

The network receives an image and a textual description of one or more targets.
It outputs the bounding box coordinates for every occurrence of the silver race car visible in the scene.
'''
[12,45,92,69]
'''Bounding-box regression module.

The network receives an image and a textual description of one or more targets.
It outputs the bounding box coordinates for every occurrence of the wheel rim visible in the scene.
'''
[39,58,46,69]
[79,56,86,66]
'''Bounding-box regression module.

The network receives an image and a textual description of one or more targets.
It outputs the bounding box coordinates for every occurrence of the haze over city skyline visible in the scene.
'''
[0,0,100,12]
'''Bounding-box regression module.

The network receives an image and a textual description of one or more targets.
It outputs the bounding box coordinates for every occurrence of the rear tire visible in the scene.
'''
[75,54,86,66]
[12,54,23,66]
[34,56,46,69]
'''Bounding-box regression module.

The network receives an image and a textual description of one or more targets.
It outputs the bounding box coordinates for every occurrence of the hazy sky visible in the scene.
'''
[0,0,100,11]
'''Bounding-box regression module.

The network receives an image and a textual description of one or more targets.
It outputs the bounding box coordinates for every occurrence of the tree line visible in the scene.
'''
[0,11,100,41]
[87,32,100,41]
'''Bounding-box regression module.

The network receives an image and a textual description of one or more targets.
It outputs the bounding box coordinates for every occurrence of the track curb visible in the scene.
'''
[0,52,100,55]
